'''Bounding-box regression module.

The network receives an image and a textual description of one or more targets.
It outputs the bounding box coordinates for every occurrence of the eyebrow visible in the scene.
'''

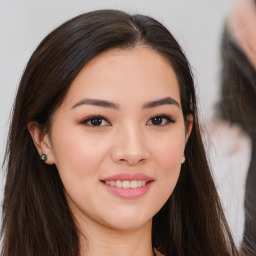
[143,97,180,109]
[72,98,120,109]
[71,96,180,110]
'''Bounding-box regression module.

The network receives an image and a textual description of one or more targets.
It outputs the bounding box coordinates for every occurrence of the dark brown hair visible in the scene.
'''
[1,9,238,256]
[218,28,256,137]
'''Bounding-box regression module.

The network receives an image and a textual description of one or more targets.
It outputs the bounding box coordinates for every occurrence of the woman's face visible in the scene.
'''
[45,46,191,230]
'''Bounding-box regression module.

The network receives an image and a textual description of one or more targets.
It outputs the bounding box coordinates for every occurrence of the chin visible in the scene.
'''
[107,219,151,231]
[103,209,153,230]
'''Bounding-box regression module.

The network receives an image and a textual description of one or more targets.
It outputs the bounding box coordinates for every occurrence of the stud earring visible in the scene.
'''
[40,154,47,161]
[181,155,186,164]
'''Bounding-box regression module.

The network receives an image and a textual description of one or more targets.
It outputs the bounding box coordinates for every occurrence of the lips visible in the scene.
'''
[100,173,154,199]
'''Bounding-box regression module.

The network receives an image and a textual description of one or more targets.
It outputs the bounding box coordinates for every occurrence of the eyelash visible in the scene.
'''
[80,114,175,127]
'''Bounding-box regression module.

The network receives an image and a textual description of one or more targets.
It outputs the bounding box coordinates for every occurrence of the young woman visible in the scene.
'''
[1,9,238,256]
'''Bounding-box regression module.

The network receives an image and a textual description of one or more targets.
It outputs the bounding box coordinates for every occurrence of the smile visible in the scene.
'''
[101,173,154,198]
[103,180,148,189]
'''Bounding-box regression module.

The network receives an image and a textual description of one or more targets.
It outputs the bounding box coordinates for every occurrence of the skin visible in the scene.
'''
[29,46,192,256]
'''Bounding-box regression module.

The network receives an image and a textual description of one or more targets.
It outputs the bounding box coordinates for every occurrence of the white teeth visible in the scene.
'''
[110,181,115,186]
[104,180,148,188]
[123,181,130,188]
[131,180,137,188]
[116,180,122,188]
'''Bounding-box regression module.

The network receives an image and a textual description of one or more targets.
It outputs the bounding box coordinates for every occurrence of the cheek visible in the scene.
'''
[151,129,185,193]
[51,128,108,180]
[153,130,185,169]
[156,143,182,188]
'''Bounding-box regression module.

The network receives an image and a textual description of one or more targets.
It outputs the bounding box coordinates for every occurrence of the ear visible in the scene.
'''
[185,114,193,143]
[27,121,55,165]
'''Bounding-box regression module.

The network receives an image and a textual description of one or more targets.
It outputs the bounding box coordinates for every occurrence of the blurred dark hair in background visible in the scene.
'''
[218,0,256,255]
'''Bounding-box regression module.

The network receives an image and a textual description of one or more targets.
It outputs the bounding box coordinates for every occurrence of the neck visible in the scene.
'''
[77,216,154,256]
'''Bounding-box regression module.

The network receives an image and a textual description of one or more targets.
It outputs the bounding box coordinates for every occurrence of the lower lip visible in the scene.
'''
[101,182,153,199]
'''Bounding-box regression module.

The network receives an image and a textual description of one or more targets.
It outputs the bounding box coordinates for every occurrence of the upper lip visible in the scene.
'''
[101,173,154,182]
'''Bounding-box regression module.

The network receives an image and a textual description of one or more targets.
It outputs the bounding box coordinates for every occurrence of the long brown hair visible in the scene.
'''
[1,9,238,256]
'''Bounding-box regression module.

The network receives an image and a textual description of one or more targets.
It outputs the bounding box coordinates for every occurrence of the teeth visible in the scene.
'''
[110,181,115,186]
[104,180,148,189]
[123,181,130,188]
[131,180,137,188]
[116,180,122,188]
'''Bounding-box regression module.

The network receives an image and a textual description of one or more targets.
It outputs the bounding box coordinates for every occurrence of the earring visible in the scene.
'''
[40,154,47,161]
[181,155,186,164]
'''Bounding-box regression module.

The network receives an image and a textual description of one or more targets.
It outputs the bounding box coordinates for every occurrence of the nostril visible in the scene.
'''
[111,146,150,166]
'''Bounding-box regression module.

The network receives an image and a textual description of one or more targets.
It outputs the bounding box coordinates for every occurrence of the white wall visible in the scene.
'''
[1,0,241,243]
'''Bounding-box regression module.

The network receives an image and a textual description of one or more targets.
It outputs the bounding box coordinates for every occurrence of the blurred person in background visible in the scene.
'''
[215,0,256,254]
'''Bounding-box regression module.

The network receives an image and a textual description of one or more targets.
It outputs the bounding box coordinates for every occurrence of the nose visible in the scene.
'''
[111,124,150,166]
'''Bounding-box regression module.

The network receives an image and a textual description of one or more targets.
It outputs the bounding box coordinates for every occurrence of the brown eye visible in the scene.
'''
[81,115,110,127]
[151,116,163,125]
[147,115,175,126]
[91,118,103,126]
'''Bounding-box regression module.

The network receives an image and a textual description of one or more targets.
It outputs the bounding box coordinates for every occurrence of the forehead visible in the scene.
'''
[61,46,180,107]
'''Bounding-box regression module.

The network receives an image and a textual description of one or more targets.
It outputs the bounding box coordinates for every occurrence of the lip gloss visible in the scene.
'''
[102,181,153,198]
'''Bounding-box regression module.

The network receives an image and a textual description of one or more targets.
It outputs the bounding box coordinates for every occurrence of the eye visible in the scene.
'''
[147,115,175,126]
[81,115,111,127]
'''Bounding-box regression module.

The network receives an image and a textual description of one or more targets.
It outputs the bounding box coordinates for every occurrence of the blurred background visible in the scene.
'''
[1,0,249,246]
